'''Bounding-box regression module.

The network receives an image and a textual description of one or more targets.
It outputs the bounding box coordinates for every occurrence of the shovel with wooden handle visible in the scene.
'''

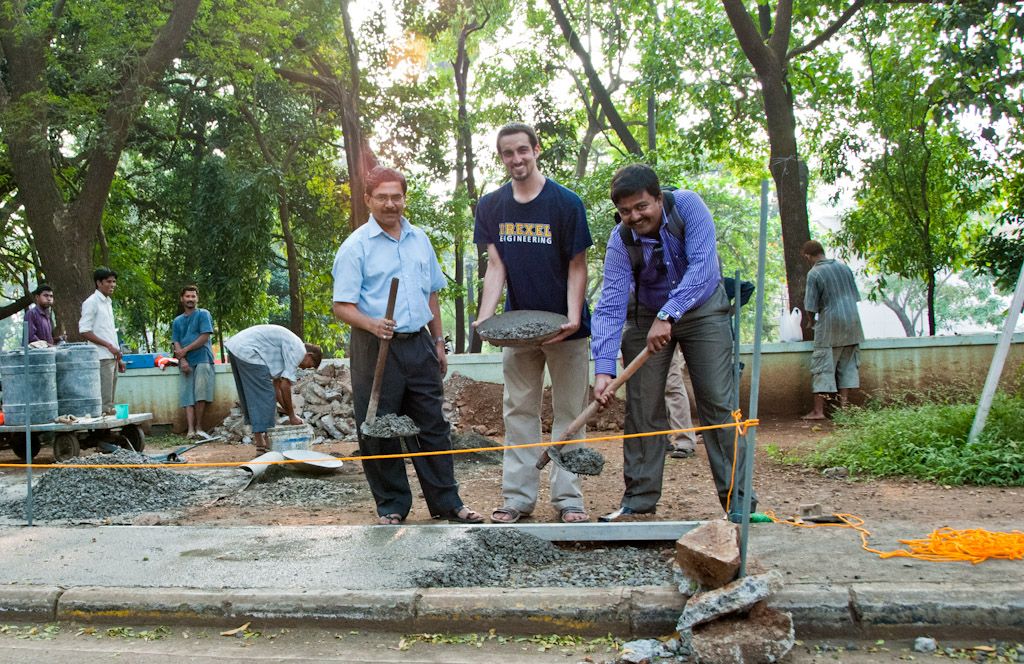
[536,347,653,472]
[361,277,400,432]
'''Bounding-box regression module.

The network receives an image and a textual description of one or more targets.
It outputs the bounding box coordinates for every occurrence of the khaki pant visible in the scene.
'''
[98,358,118,414]
[665,348,697,448]
[500,337,589,515]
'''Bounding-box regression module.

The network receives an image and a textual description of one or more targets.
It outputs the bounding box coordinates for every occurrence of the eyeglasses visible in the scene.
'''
[650,243,667,275]
[371,193,405,205]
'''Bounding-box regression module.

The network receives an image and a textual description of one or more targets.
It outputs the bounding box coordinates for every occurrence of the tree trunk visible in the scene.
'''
[0,0,201,339]
[880,294,917,337]
[547,0,642,155]
[279,193,304,337]
[925,269,937,336]
[453,18,485,354]
[722,0,815,337]
[339,0,372,229]
[761,75,811,329]
[469,247,487,353]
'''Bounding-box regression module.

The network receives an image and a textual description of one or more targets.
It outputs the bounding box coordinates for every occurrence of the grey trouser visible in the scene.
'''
[620,285,757,514]
[665,348,697,447]
[500,337,589,515]
[98,358,118,414]
[228,352,276,433]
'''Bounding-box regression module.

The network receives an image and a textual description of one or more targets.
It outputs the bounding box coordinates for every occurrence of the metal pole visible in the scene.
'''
[732,270,741,410]
[21,318,33,526]
[739,179,769,576]
[967,259,1024,444]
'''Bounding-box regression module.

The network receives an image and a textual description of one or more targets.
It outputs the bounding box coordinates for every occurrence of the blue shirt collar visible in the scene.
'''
[367,215,412,240]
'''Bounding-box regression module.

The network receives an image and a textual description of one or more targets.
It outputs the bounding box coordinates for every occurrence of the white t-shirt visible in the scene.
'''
[224,324,306,382]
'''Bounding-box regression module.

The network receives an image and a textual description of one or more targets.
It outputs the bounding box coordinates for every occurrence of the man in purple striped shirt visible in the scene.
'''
[25,284,55,346]
[591,164,756,522]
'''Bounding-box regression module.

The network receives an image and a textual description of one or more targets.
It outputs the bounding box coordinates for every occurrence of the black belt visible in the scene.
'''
[392,329,423,340]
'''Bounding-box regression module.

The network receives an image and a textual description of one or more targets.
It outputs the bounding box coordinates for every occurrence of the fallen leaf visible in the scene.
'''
[220,622,250,637]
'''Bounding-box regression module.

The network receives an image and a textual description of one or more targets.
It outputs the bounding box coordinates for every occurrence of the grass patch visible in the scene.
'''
[802,394,1024,486]
[145,433,192,449]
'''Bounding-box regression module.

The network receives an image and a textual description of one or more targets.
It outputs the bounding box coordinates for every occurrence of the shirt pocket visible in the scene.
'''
[416,259,433,296]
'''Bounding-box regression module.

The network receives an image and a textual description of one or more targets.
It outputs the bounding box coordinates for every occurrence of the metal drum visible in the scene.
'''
[55,343,102,417]
[0,348,58,425]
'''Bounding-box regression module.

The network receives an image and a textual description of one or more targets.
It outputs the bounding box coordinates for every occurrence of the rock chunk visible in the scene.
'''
[691,602,795,664]
[677,570,784,631]
[675,519,741,588]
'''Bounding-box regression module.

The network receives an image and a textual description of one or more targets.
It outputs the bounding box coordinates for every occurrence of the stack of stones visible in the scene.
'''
[619,520,794,664]
[210,363,358,444]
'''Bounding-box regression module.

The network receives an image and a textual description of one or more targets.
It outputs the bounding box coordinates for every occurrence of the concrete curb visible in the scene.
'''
[3,582,1020,637]
[0,585,62,622]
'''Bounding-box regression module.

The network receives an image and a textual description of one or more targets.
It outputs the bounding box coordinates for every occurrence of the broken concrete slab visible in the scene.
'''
[675,519,740,588]
[677,570,784,631]
[691,602,795,664]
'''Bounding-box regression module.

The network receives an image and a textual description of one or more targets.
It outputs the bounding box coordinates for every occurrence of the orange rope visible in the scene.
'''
[766,511,1024,564]
[0,419,759,470]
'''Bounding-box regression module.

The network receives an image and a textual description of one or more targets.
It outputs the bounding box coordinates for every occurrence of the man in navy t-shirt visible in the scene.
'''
[473,123,592,524]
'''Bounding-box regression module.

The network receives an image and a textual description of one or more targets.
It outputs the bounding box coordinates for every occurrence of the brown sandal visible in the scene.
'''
[490,507,522,524]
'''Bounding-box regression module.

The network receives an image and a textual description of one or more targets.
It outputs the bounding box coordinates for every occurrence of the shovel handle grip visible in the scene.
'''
[365,278,400,427]
[536,347,653,470]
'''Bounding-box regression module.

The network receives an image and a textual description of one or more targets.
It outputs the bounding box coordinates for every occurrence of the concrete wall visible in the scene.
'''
[117,333,1024,430]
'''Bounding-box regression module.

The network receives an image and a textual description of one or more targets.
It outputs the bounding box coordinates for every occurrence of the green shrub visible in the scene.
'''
[804,395,1024,486]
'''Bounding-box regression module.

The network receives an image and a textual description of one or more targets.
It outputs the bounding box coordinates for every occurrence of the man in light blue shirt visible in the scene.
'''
[332,167,483,526]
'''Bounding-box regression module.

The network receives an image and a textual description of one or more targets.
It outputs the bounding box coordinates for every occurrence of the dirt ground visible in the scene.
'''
[2,411,1016,528]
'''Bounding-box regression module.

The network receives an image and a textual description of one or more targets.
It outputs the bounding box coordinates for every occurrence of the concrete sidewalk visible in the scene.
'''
[0,520,1020,638]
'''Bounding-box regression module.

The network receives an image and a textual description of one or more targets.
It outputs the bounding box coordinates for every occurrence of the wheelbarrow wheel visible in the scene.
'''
[52,433,81,462]
[9,433,42,462]
[121,424,146,452]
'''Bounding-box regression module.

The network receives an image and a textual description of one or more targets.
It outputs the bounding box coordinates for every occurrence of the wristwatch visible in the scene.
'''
[656,311,676,324]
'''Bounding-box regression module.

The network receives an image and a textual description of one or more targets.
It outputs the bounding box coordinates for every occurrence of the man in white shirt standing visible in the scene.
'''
[79,267,125,415]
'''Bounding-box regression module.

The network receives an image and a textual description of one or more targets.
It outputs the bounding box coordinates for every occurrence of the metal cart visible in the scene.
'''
[0,413,152,462]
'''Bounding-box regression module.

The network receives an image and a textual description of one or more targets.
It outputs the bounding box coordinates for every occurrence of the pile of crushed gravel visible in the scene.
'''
[2,449,207,521]
[450,431,503,464]
[414,529,673,588]
[222,476,363,507]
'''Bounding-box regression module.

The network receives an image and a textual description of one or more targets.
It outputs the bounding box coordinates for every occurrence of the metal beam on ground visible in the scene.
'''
[412,521,703,542]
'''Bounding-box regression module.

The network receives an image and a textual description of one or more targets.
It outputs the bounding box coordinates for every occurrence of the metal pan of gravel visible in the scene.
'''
[476,310,568,347]
[281,449,343,475]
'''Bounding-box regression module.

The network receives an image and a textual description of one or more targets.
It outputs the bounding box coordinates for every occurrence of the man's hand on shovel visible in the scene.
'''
[592,373,616,411]
[373,316,397,340]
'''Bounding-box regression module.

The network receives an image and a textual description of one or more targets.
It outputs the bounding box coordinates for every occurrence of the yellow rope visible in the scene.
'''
[765,511,1024,564]
[0,419,759,470]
